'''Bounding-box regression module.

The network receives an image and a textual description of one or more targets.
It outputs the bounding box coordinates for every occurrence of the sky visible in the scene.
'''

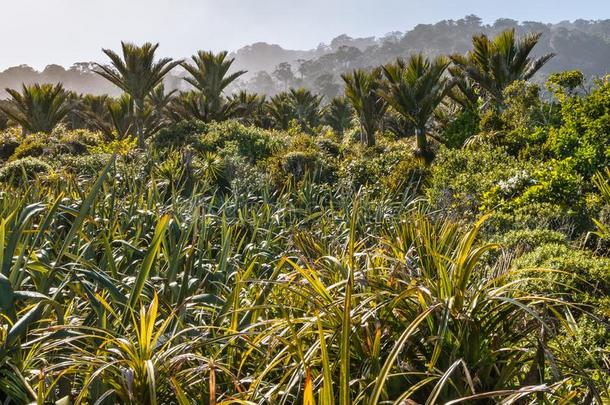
[0,0,609,70]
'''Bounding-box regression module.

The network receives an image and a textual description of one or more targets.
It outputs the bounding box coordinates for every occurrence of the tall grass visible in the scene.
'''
[0,155,606,404]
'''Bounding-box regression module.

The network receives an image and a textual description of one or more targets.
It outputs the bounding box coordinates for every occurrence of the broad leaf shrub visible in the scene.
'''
[197,120,285,163]
[153,119,208,149]
[427,143,525,221]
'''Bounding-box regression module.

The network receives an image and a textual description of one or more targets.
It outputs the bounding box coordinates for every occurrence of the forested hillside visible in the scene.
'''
[1,15,609,99]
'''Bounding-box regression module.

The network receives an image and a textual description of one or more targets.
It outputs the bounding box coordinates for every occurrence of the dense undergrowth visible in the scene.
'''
[0,30,609,404]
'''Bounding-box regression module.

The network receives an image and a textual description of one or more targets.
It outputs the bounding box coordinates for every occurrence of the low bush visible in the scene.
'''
[153,120,208,149]
[427,144,525,221]
[0,127,20,161]
[198,120,285,163]
[59,153,113,177]
[57,128,103,154]
[512,243,610,311]
[0,156,52,185]
[10,133,55,160]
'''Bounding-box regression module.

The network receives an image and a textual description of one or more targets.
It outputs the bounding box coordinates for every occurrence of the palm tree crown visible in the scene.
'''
[182,51,246,100]
[450,29,554,104]
[342,68,387,147]
[380,54,453,153]
[180,51,246,123]
[323,96,353,135]
[95,42,181,147]
[0,83,70,134]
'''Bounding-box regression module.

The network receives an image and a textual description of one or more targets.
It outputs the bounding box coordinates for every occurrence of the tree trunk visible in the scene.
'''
[415,127,427,152]
[361,123,375,147]
[135,98,145,149]
[367,129,376,147]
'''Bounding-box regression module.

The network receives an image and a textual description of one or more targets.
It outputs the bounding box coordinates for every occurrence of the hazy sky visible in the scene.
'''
[1,0,609,70]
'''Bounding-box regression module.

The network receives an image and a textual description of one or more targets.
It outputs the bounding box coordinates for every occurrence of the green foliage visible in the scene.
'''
[340,138,425,194]
[546,77,610,179]
[56,127,103,154]
[342,68,387,146]
[0,156,52,184]
[497,228,568,254]
[181,50,246,123]
[88,136,137,156]
[441,108,480,148]
[153,119,208,149]
[323,96,353,135]
[0,83,71,134]
[2,31,610,404]
[10,133,54,160]
[513,243,610,309]
[197,120,284,163]
[269,133,339,185]
[427,144,524,220]
[547,70,585,97]
[59,153,114,177]
[287,88,323,132]
[450,29,554,104]
[0,128,21,161]
[266,89,323,133]
[95,42,181,147]
[380,54,452,152]
[9,127,104,161]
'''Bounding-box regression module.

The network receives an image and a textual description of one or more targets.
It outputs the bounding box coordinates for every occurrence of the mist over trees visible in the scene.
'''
[1,15,609,99]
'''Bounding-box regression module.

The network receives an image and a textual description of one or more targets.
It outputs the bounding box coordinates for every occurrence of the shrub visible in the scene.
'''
[339,138,421,194]
[88,137,137,156]
[316,136,341,157]
[512,243,610,310]
[427,144,525,221]
[268,133,339,185]
[10,133,56,160]
[57,128,103,155]
[0,156,52,185]
[496,228,568,255]
[516,158,583,206]
[59,153,113,177]
[441,108,480,148]
[0,128,20,161]
[546,77,610,179]
[382,157,428,194]
[198,120,285,163]
[153,120,208,149]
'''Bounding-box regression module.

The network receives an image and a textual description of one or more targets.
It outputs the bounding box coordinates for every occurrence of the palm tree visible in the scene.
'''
[148,84,176,126]
[95,42,181,148]
[450,29,554,105]
[0,83,70,134]
[341,68,387,146]
[228,90,267,126]
[447,67,480,111]
[75,94,111,131]
[149,84,176,115]
[267,92,296,130]
[166,90,237,123]
[289,88,322,132]
[323,96,353,135]
[181,51,246,122]
[106,94,138,140]
[85,94,134,140]
[380,54,453,153]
